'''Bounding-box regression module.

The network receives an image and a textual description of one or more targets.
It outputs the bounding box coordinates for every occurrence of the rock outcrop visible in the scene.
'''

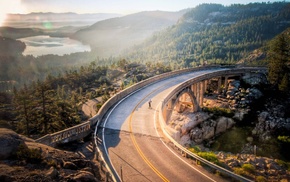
[0,128,104,182]
[189,116,235,144]
[226,80,263,112]
[217,152,290,181]
[253,98,290,141]
[0,128,26,159]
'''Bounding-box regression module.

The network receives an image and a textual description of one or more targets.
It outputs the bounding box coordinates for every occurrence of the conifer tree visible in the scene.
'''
[279,73,289,93]
[268,34,289,91]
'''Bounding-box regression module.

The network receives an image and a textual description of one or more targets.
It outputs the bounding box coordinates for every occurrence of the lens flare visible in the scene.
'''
[43,21,53,29]
[0,0,26,27]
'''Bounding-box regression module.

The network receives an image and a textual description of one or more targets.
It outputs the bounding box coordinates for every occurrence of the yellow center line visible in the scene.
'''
[128,89,170,182]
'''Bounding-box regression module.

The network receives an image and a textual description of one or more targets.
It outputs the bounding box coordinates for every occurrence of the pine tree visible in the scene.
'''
[34,81,56,134]
[279,73,289,93]
[13,85,36,136]
[268,34,289,89]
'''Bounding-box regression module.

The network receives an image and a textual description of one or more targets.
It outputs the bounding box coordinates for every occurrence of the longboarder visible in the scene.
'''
[148,99,152,109]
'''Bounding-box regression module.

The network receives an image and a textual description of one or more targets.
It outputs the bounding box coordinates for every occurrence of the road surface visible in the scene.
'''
[99,68,230,182]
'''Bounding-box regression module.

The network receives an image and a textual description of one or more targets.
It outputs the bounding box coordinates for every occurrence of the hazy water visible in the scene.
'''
[18,35,91,56]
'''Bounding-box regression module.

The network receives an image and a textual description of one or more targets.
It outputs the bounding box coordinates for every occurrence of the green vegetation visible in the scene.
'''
[233,163,255,177]
[203,107,234,117]
[1,2,289,92]
[256,176,267,182]
[241,163,255,174]
[278,136,290,143]
[125,2,290,67]
[233,167,245,175]
[197,152,219,164]
[0,2,290,141]
[188,146,220,164]
[16,144,43,164]
[0,59,171,137]
[276,159,290,171]
[267,32,290,93]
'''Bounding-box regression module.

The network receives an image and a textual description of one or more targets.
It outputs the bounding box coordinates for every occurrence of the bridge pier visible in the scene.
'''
[199,81,205,108]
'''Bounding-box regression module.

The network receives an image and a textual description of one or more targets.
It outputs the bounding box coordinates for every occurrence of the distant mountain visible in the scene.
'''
[72,10,188,57]
[3,12,121,29]
[124,2,290,66]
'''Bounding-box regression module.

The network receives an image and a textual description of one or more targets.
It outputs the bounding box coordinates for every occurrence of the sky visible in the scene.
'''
[0,0,287,26]
[2,0,288,14]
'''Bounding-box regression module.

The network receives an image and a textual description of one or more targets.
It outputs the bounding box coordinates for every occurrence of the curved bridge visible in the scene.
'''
[36,66,266,182]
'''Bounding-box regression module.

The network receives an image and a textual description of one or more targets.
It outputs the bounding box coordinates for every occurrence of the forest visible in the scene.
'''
[1,2,290,91]
[0,58,171,137]
[0,2,290,137]
[124,2,290,67]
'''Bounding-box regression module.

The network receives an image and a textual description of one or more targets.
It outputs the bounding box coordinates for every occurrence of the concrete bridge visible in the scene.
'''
[36,65,267,181]
[161,68,267,142]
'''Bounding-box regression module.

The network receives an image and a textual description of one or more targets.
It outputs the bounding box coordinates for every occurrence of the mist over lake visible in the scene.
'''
[18,35,91,57]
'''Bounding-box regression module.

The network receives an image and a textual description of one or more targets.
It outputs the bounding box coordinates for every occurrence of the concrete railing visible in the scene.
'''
[159,67,267,182]
[36,65,221,146]
[35,121,92,147]
[36,66,266,148]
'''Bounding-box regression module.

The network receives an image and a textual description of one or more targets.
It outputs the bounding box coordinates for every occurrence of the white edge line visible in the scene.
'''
[154,102,217,182]
[101,68,227,181]
[101,87,145,181]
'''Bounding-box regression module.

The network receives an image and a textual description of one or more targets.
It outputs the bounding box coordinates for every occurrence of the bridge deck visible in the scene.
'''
[100,68,229,182]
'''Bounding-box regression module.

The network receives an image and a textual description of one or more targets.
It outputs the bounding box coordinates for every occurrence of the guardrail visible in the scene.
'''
[35,65,266,181]
[159,67,267,182]
[36,65,220,146]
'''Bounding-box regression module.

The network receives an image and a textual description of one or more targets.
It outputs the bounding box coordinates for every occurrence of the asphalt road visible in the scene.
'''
[99,68,230,182]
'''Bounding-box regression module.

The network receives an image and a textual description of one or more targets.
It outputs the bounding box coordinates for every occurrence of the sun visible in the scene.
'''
[0,0,26,27]
[0,14,7,27]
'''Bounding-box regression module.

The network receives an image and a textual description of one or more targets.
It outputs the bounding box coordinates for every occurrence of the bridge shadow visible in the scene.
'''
[111,150,153,182]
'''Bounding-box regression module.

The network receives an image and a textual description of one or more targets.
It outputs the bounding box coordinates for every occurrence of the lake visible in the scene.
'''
[18,35,91,56]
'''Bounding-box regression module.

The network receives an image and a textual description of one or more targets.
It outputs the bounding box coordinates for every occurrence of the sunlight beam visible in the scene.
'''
[0,0,26,27]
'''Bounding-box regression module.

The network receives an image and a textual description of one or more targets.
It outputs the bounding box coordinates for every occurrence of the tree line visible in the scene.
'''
[0,60,171,137]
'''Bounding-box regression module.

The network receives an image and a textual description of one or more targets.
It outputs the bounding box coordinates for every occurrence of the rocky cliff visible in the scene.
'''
[0,128,105,182]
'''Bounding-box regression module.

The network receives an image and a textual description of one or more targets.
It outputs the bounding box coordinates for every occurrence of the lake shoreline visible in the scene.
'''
[18,35,91,57]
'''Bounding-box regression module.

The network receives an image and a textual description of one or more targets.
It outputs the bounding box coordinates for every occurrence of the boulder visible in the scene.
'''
[233,111,245,121]
[215,117,235,134]
[227,118,235,129]
[63,161,78,170]
[0,128,26,160]
[249,88,263,99]
[215,117,228,134]
[242,74,267,86]
[202,126,215,140]
[258,112,269,123]
[46,166,58,179]
[0,174,16,182]
[189,128,203,144]
[267,162,281,170]
[180,112,209,135]
[180,134,192,147]
[72,159,89,168]
[72,171,98,182]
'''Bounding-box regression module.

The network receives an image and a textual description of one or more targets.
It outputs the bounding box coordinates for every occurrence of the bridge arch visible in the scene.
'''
[172,87,199,113]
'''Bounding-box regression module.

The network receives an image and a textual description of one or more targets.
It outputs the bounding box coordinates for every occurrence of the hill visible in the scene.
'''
[124,2,290,67]
[237,27,290,65]
[0,27,44,39]
[72,10,188,58]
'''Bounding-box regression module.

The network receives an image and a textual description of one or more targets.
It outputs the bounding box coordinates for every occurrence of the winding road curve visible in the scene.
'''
[98,68,230,182]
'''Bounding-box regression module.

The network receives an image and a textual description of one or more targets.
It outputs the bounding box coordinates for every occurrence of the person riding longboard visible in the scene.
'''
[148,99,152,109]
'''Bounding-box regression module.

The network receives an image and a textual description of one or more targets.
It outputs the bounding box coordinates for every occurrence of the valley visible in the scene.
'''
[0,1,290,181]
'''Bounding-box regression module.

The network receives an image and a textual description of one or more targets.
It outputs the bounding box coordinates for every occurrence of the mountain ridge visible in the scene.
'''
[72,10,188,57]
[123,2,290,67]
